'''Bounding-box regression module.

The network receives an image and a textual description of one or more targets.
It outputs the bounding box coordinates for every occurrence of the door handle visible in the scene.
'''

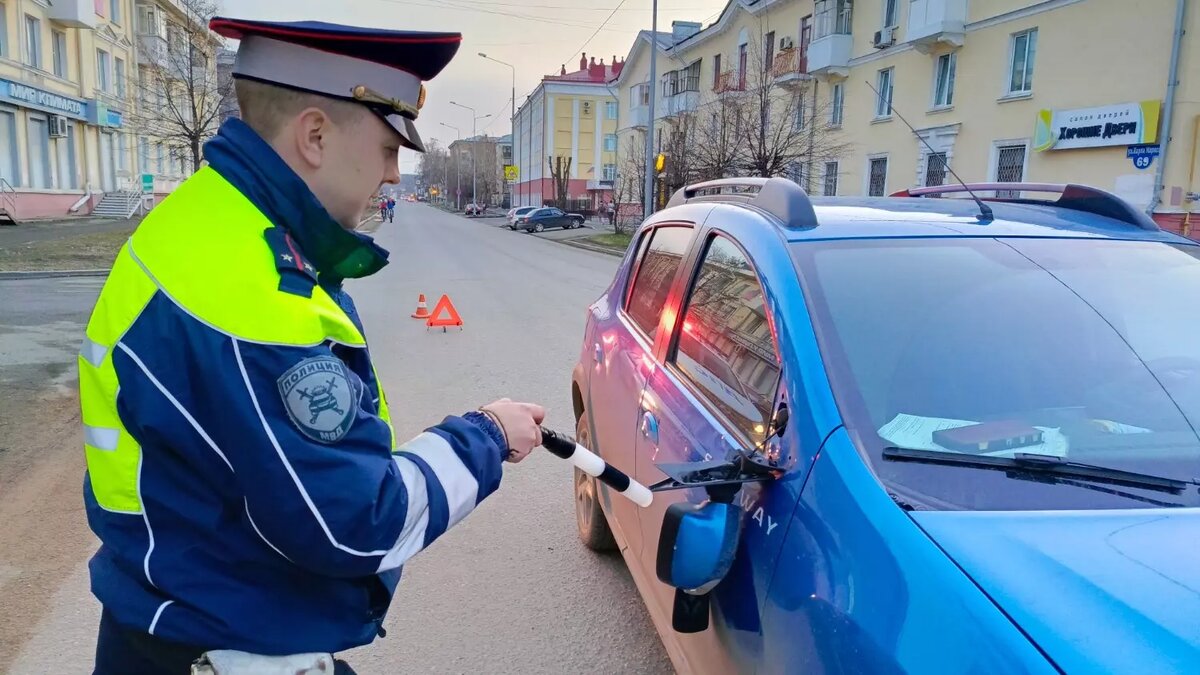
[593,342,604,365]
[640,410,659,444]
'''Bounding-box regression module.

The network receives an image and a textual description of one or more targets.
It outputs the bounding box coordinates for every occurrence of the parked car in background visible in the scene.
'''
[519,207,585,233]
[570,177,1200,674]
[507,206,539,229]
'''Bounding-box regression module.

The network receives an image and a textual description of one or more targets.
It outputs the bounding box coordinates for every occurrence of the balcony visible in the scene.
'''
[908,0,967,54]
[714,70,746,96]
[587,179,615,191]
[807,33,853,79]
[139,34,170,70]
[47,0,97,28]
[626,104,649,130]
[772,48,812,88]
[662,90,699,121]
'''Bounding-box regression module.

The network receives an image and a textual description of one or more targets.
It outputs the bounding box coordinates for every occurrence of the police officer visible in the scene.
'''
[81,17,545,674]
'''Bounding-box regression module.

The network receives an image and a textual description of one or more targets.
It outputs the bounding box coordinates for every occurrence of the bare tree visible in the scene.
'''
[616,133,646,230]
[548,156,572,209]
[660,115,696,202]
[418,142,451,201]
[691,94,745,181]
[128,0,229,173]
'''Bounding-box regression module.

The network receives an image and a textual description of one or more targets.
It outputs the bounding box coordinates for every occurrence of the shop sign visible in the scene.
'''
[1127,144,1161,170]
[1035,100,1161,152]
[87,99,124,128]
[0,79,86,118]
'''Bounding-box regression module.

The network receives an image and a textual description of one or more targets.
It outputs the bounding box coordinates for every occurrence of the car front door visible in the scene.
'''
[587,224,696,554]
[634,231,795,671]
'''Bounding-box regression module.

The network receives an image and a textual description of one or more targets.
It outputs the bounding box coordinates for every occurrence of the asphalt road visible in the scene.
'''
[1,202,672,674]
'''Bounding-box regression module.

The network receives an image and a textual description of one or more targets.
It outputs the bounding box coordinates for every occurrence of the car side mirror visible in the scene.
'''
[656,500,742,633]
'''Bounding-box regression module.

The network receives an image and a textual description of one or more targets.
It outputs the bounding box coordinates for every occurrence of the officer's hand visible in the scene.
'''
[480,399,545,463]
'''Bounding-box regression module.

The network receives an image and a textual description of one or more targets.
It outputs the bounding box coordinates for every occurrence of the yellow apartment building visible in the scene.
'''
[613,0,1198,234]
[0,0,218,221]
[512,53,621,210]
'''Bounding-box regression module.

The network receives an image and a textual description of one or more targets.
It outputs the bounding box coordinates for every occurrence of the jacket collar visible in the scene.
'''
[203,118,389,285]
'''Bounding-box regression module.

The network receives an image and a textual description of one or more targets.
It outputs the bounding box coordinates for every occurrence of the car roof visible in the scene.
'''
[788,197,1190,244]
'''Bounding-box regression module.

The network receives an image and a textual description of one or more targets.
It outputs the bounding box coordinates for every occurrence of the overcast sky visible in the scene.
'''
[220,0,728,173]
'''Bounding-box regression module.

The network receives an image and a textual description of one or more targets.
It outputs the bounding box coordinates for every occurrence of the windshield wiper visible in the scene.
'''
[882,446,1199,495]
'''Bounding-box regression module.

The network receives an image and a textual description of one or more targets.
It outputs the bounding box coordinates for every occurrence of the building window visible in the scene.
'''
[682,59,700,92]
[868,157,888,196]
[52,30,67,78]
[883,0,898,27]
[1009,29,1037,94]
[875,68,894,118]
[823,161,838,196]
[713,53,721,88]
[764,31,775,76]
[97,50,111,92]
[924,152,948,187]
[603,164,616,181]
[110,0,121,24]
[138,136,150,174]
[830,82,844,126]
[631,82,650,108]
[788,162,809,190]
[815,0,853,39]
[0,110,16,186]
[138,5,156,35]
[794,93,807,130]
[604,133,617,152]
[24,15,41,68]
[662,70,679,97]
[27,116,50,189]
[995,144,1027,198]
[605,101,618,119]
[933,52,956,108]
[115,58,126,98]
[0,7,7,58]
[737,42,748,87]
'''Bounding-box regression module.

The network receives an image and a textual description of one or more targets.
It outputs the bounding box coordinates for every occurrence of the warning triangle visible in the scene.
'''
[426,294,463,329]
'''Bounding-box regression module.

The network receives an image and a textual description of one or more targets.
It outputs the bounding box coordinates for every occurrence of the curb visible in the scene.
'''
[0,269,109,280]
[560,239,626,257]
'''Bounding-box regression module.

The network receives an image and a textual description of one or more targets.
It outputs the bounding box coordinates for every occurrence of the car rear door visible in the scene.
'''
[586,223,697,554]
[633,230,795,670]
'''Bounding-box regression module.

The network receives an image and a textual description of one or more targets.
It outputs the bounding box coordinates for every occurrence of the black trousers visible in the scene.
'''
[93,609,358,675]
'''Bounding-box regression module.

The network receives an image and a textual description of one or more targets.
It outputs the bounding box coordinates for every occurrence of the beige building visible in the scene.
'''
[0,0,219,221]
[613,0,1199,234]
[512,53,622,210]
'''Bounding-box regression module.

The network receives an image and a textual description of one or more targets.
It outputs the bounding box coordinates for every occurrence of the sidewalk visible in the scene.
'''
[0,216,138,251]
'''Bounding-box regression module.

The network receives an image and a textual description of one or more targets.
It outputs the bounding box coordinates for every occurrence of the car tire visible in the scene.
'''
[574,413,616,552]
[534,223,545,233]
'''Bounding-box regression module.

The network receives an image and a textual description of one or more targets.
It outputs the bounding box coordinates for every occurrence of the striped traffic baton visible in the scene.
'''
[540,427,654,507]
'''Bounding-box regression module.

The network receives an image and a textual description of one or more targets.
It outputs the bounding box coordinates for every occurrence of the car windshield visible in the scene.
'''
[793,237,1200,510]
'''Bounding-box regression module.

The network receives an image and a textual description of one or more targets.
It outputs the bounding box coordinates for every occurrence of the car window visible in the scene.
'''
[672,235,780,445]
[794,238,1200,510]
[625,226,694,341]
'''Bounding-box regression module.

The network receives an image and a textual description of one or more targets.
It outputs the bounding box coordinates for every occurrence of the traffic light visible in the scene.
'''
[655,153,666,174]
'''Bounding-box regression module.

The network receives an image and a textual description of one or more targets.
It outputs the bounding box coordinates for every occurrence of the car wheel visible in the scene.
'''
[534,223,545,233]
[574,413,616,552]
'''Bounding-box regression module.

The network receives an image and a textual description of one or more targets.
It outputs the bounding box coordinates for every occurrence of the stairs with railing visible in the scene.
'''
[92,190,142,219]
[0,178,17,226]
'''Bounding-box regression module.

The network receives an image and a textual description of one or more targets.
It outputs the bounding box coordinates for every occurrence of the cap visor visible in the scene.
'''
[388,116,425,153]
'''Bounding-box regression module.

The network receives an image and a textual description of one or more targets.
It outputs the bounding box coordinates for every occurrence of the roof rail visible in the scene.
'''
[666,177,818,229]
[890,182,1159,231]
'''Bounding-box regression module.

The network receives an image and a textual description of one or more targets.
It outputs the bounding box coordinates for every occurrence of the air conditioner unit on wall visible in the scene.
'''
[873,26,896,49]
[49,115,69,138]
[780,36,795,50]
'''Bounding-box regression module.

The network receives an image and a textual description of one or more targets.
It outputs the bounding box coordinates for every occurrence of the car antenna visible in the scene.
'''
[864,80,993,223]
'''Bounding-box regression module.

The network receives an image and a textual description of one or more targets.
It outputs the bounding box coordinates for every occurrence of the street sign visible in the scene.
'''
[1127,144,1161,170]
[140,173,154,193]
[503,165,518,183]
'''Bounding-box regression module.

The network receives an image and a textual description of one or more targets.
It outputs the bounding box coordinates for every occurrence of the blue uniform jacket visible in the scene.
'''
[83,119,508,655]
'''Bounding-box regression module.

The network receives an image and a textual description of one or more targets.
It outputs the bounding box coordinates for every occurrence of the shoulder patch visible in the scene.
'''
[277,357,355,443]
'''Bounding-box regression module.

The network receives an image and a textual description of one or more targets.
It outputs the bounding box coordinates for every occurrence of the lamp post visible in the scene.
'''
[479,53,516,208]
[440,122,462,209]
[644,0,659,219]
[450,101,490,207]
[430,137,448,204]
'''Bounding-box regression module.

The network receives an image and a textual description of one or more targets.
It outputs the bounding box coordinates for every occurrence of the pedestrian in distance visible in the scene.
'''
[80,16,546,675]
[386,195,396,222]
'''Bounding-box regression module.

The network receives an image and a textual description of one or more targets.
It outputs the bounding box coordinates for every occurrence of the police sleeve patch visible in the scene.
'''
[277,357,356,444]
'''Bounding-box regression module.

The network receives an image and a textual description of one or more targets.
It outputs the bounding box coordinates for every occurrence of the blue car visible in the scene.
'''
[569,178,1200,674]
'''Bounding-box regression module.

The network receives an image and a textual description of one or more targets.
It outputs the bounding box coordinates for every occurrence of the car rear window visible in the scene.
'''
[625,226,694,341]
